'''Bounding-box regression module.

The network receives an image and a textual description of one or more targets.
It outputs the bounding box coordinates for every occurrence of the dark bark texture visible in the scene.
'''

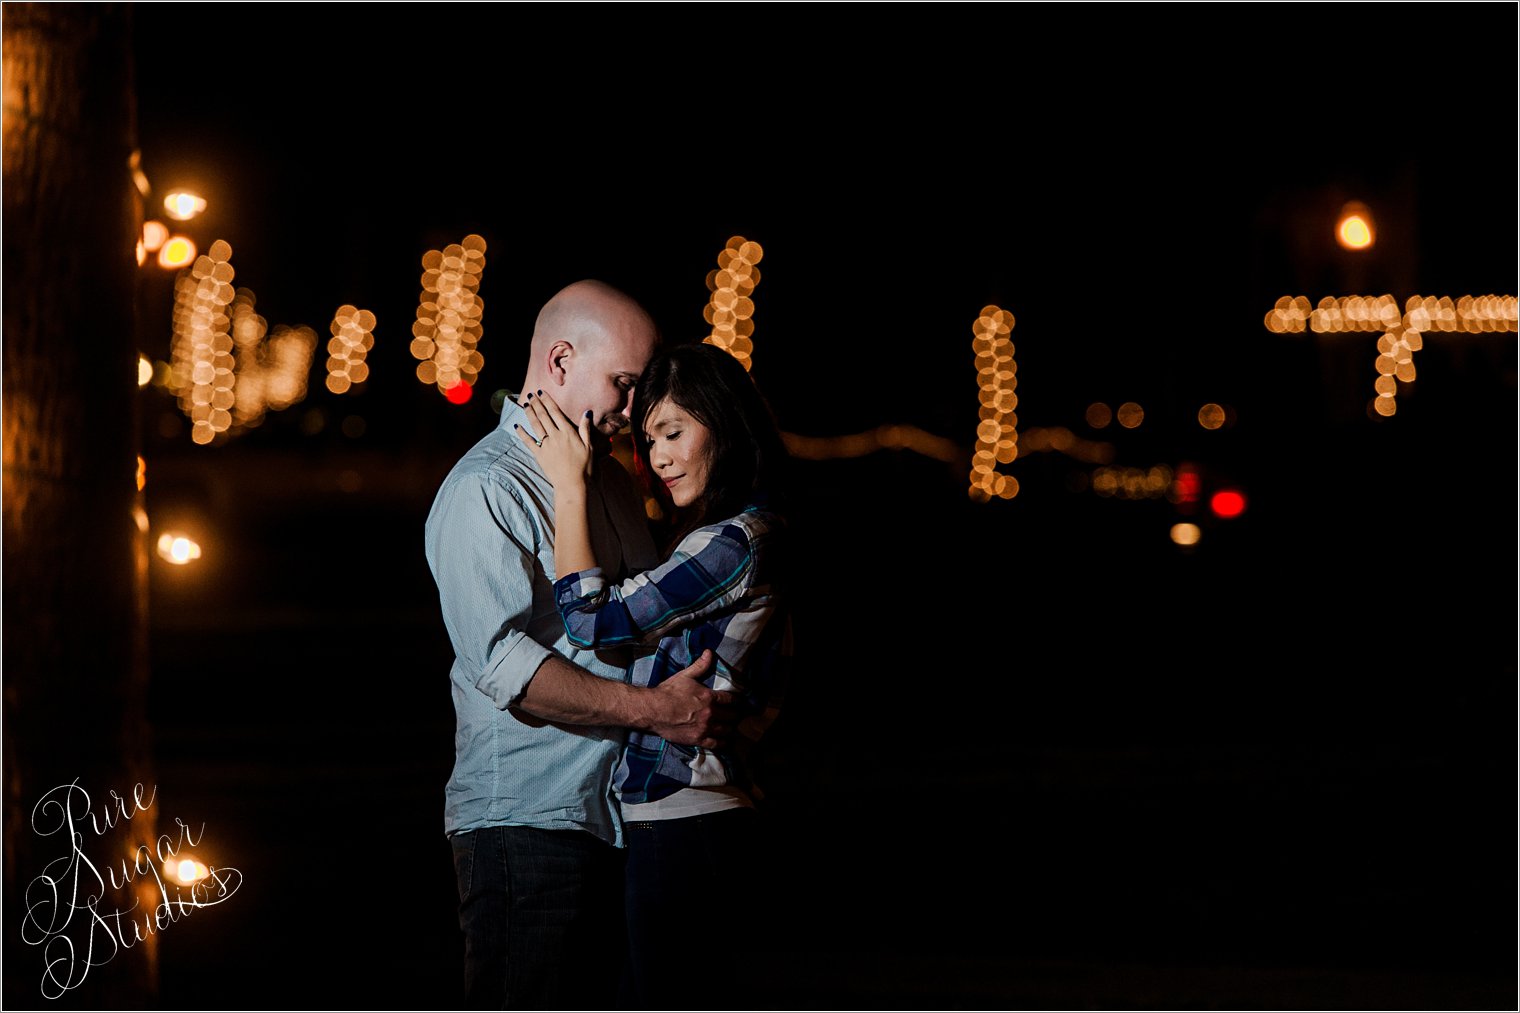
[4,4,156,1006]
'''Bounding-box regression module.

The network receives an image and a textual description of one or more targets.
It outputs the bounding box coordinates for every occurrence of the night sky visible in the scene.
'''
[40,5,1519,1007]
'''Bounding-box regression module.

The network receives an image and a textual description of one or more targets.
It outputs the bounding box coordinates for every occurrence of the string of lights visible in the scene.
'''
[703,236,762,371]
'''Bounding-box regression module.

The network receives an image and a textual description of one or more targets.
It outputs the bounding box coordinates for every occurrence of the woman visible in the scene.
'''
[515,340,792,1004]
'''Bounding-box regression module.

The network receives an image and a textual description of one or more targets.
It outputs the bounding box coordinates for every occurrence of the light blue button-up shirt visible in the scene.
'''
[424,399,658,845]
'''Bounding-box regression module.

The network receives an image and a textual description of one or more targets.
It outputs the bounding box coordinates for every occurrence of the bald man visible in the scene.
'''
[425,280,734,1008]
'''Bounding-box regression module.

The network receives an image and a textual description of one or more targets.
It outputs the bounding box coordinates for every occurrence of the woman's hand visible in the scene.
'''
[514,390,594,490]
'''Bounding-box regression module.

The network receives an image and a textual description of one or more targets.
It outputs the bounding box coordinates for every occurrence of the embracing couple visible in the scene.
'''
[424,279,793,1008]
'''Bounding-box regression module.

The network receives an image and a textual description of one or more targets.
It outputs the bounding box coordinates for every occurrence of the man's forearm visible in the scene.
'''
[512,650,728,748]
[513,654,651,729]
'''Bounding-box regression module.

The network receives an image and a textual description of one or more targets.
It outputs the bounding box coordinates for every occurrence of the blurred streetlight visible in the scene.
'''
[163,190,207,221]
[162,857,210,886]
[157,235,197,269]
[142,220,169,252]
[1336,201,1375,250]
[156,532,201,565]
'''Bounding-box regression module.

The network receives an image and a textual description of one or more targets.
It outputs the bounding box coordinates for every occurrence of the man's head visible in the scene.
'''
[524,279,659,437]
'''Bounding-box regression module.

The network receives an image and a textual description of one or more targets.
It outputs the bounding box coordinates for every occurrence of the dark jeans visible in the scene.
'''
[450,824,625,1010]
[621,806,763,1006]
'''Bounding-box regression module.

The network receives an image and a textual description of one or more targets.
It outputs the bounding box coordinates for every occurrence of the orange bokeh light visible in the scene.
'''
[157,236,197,269]
[163,191,207,221]
[143,220,169,252]
[1336,202,1375,250]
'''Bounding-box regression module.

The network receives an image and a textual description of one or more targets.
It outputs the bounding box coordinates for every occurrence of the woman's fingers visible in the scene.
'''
[522,392,555,434]
[511,422,541,452]
[524,389,574,432]
[536,389,566,420]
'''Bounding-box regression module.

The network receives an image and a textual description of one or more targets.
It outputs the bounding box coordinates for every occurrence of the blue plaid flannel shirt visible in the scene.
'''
[552,503,791,805]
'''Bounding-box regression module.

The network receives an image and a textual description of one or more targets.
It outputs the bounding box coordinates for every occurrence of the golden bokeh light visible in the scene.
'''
[1116,402,1144,429]
[1337,215,1373,250]
[167,242,238,443]
[171,286,319,439]
[1197,403,1225,429]
[143,219,169,252]
[1285,293,1515,335]
[783,426,960,463]
[138,355,153,387]
[1267,291,1518,418]
[1015,426,1113,464]
[1264,294,1313,334]
[968,304,1018,501]
[163,191,207,221]
[1085,402,1112,429]
[327,304,376,395]
[1092,465,1171,500]
[414,236,487,398]
[1170,523,1202,546]
[162,858,210,886]
[157,235,197,269]
[129,149,151,197]
[703,236,763,371]
[156,532,201,565]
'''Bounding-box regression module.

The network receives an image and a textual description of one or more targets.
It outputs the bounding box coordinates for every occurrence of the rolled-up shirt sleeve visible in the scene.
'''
[553,523,753,650]
[426,470,552,709]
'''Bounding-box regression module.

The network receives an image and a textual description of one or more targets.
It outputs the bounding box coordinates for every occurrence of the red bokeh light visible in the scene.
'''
[1210,489,1247,518]
[1174,463,1202,504]
[445,382,473,405]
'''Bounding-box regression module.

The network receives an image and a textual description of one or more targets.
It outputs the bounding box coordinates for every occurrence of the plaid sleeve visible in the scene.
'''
[552,522,753,650]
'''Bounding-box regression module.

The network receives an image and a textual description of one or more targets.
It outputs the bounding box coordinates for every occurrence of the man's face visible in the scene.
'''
[562,328,655,438]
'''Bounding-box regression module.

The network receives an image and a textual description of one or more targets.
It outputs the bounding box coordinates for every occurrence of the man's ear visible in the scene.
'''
[546,340,572,385]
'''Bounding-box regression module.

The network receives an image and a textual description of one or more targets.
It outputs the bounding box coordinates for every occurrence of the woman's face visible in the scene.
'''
[642,398,712,509]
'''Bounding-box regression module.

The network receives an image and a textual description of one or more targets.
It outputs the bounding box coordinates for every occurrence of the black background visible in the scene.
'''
[54,5,1519,1008]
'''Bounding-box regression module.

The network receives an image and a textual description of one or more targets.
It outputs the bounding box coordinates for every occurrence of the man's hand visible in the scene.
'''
[514,650,739,742]
[641,649,739,748]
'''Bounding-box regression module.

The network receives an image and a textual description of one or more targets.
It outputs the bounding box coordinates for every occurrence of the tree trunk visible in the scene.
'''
[3,4,156,1007]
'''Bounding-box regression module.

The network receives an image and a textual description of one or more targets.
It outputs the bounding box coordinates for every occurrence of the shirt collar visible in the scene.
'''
[496,396,542,443]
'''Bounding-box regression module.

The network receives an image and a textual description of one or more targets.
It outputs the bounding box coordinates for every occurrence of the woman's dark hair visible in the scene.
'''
[631,341,790,540]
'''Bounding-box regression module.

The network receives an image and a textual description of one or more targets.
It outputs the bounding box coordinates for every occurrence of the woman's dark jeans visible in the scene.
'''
[620,806,764,1005]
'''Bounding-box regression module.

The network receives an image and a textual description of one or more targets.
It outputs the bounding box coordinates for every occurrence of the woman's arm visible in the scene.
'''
[514,391,596,576]
[555,517,764,650]
[519,390,771,651]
